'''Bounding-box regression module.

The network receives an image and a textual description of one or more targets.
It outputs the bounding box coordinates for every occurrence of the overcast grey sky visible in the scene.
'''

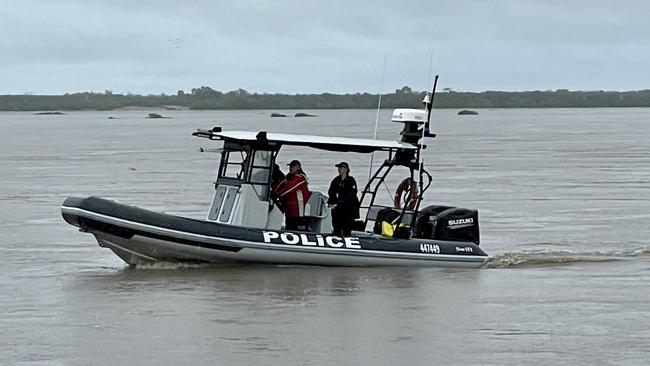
[1,0,649,94]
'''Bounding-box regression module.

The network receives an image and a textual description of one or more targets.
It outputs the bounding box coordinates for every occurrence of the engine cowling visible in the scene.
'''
[414,205,480,244]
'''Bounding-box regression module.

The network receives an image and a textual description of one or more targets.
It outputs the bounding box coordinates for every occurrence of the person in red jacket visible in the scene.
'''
[274,160,311,231]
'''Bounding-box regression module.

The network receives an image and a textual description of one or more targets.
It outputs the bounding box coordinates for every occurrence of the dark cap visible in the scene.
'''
[335,161,349,170]
[287,160,301,167]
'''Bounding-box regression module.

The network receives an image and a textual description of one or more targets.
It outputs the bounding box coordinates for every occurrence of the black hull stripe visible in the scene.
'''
[80,217,242,253]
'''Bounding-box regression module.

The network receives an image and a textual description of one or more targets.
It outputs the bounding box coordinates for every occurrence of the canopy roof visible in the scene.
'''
[193,128,418,153]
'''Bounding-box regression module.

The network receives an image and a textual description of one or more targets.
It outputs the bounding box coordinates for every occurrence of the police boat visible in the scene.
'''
[61,94,488,268]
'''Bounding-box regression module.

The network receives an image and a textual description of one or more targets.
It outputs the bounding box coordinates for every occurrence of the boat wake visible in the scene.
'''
[130,262,225,270]
[483,246,650,269]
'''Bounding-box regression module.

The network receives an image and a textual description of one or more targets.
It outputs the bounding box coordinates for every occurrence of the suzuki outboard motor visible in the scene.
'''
[414,205,480,244]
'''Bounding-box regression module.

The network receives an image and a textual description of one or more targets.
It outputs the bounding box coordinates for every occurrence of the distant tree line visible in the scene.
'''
[2,86,650,111]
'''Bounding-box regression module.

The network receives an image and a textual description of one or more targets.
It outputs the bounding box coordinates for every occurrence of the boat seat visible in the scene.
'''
[304,191,327,218]
[303,191,332,233]
[366,205,415,223]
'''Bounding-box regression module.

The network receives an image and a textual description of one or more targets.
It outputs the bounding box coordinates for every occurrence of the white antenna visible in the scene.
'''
[368,53,387,181]
[417,73,439,197]
[417,52,434,186]
[426,51,434,95]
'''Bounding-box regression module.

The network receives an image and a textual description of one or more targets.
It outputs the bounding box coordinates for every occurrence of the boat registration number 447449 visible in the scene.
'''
[420,243,440,254]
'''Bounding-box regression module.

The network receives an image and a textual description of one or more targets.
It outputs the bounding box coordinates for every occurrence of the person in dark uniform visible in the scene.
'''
[327,162,360,236]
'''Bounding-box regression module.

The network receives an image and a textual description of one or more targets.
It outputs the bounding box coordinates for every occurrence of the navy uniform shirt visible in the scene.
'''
[327,175,360,218]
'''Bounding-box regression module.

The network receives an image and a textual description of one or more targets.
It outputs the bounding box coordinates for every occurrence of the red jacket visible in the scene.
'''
[275,173,311,217]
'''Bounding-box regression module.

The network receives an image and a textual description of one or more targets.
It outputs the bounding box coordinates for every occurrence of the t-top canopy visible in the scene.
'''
[193,128,419,153]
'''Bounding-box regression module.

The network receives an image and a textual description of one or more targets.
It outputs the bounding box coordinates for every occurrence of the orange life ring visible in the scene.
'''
[394,178,418,210]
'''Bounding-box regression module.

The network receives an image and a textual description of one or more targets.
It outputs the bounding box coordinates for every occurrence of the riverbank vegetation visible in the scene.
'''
[2,86,650,111]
